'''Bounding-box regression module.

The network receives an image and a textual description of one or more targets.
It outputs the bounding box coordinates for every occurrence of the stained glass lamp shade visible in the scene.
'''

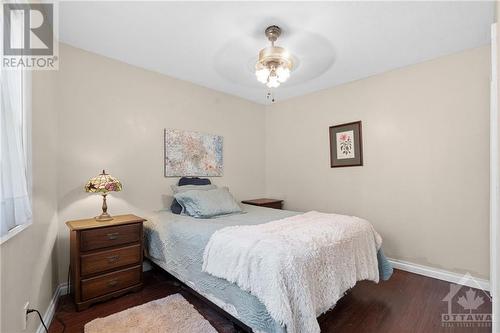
[84,170,122,221]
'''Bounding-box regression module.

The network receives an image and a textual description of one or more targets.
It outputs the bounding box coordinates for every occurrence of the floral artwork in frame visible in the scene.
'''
[329,121,363,168]
[164,129,223,177]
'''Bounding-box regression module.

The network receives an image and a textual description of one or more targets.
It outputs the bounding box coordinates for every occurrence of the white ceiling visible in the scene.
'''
[59,1,494,104]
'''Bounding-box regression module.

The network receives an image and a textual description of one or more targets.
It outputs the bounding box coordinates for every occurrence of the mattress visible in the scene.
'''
[144,204,392,333]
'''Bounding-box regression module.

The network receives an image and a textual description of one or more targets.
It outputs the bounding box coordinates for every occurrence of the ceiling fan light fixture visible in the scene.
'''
[255,25,293,88]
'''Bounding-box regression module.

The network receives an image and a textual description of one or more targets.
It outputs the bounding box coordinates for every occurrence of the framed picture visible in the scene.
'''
[164,129,223,177]
[329,121,363,168]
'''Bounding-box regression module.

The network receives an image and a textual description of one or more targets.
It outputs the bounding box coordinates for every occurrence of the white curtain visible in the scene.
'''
[1,3,32,238]
[0,67,32,237]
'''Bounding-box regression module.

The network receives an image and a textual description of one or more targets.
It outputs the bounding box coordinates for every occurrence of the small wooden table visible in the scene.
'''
[241,198,283,210]
[66,214,146,310]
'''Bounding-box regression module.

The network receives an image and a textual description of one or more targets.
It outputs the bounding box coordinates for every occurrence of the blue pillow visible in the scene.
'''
[178,177,211,186]
[174,187,242,218]
[171,202,183,214]
[170,177,211,214]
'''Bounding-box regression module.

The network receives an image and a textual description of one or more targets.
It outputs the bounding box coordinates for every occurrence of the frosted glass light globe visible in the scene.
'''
[276,66,290,83]
[255,68,270,84]
[267,75,280,88]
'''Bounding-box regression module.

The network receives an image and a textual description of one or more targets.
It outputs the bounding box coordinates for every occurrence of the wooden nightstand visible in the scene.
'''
[241,198,283,210]
[66,214,146,311]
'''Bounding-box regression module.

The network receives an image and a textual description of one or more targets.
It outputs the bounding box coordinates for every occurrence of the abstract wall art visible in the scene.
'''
[164,129,223,177]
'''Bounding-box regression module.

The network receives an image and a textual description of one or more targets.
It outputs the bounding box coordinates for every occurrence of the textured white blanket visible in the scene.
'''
[202,211,382,333]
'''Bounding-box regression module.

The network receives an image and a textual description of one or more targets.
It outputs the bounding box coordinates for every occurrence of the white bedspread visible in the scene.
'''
[202,211,382,333]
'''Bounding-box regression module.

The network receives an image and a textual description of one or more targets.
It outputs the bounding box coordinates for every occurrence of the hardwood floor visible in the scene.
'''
[49,268,492,333]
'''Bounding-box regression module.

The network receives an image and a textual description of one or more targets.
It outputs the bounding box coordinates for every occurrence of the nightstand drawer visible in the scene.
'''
[80,223,141,251]
[81,244,141,276]
[81,265,141,301]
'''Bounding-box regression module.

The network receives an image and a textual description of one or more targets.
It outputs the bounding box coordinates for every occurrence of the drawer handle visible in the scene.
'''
[107,279,119,287]
[107,255,120,263]
[107,232,119,240]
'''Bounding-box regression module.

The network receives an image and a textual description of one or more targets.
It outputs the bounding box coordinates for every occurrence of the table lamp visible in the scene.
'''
[84,170,122,221]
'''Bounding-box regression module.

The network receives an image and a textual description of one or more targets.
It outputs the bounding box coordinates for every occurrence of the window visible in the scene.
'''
[1,6,32,243]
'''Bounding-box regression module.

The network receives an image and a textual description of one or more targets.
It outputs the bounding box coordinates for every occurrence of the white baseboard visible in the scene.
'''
[388,258,490,291]
[36,282,68,333]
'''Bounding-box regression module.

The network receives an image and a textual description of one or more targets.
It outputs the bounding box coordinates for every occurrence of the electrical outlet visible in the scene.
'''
[22,302,29,330]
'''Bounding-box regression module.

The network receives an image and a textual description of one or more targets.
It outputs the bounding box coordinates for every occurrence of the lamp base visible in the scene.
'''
[95,212,113,222]
[95,193,113,222]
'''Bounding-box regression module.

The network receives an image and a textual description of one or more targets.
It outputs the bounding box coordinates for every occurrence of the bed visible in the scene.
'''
[144,204,392,333]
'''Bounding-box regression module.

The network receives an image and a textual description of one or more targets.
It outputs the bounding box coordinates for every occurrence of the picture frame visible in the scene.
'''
[329,121,363,168]
[164,129,223,177]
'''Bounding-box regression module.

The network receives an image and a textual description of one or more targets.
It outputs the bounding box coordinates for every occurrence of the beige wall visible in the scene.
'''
[1,71,60,332]
[55,44,266,282]
[265,46,491,278]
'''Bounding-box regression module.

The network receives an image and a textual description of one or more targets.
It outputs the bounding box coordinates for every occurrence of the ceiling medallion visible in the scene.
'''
[255,25,293,89]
